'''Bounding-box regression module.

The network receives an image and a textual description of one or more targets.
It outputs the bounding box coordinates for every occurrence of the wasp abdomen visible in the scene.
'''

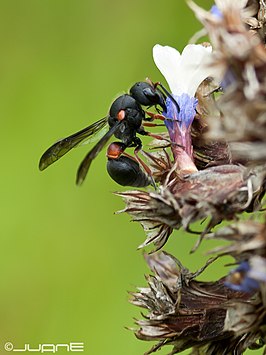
[107,156,151,187]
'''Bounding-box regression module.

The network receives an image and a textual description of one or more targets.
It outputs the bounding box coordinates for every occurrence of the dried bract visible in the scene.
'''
[117,164,265,251]
[207,220,266,302]
[189,0,266,165]
[131,251,264,355]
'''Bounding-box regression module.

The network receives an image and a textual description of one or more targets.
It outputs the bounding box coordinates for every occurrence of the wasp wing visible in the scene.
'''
[39,116,108,171]
[76,120,121,186]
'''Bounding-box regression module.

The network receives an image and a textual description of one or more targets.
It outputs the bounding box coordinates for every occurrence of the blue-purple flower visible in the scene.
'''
[210,5,223,19]
[225,259,266,293]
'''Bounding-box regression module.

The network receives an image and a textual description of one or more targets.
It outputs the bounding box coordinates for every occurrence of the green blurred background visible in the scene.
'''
[0,0,260,354]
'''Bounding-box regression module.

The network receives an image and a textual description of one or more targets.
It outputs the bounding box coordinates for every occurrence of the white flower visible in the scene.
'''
[153,43,213,97]
[152,43,216,173]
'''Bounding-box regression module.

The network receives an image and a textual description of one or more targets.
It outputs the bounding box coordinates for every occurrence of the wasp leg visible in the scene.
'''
[133,145,157,190]
[142,122,165,127]
[146,111,181,124]
[146,132,170,142]
[137,126,171,144]
[145,111,166,121]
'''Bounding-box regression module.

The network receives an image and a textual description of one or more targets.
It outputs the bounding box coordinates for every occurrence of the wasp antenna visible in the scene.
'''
[157,83,180,113]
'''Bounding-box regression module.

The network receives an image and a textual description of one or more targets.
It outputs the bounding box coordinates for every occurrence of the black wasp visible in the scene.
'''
[39,80,178,187]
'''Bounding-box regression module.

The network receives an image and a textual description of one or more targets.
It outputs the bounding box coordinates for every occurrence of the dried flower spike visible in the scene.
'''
[124,1,266,354]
